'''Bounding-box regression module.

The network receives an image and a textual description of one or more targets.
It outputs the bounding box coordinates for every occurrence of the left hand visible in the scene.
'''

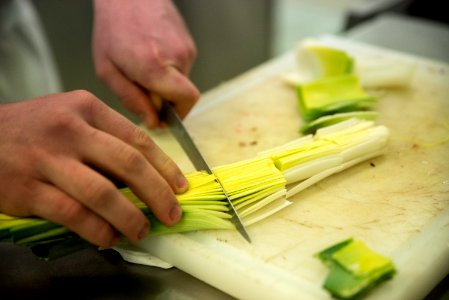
[92,0,200,128]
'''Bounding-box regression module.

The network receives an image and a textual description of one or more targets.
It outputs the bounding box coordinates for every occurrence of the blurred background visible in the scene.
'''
[31,0,447,122]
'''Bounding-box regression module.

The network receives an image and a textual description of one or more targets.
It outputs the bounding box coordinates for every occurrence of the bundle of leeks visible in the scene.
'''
[0,118,388,260]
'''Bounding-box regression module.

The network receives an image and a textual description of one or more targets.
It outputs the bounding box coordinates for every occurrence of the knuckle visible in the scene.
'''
[44,111,84,139]
[69,89,96,101]
[132,127,154,150]
[158,155,177,174]
[83,181,117,209]
[71,90,104,118]
[119,147,146,174]
[47,90,99,133]
[152,184,176,206]
[173,38,195,56]
[174,41,197,66]
[56,200,85,225]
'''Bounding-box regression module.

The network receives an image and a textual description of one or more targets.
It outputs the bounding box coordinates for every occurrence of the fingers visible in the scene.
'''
[86,99,188,196]
[96,61,161,128]
[75,95,186,232]
[97,60,200,128]
[39,156,151,245]
[76,126,184,227]
[144,66,200,119]
[32,182,120,248]
[97,59,199,127]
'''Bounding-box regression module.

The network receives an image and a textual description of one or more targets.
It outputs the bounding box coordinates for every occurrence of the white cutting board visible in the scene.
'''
[135,36,449,300]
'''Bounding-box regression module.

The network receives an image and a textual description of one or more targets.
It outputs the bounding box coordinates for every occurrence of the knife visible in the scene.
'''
[160,100,251,243]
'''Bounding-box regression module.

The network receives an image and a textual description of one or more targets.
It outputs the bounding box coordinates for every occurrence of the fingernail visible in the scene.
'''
[138,222,150,241]
[170,204,182,223]
[177,175,189,192]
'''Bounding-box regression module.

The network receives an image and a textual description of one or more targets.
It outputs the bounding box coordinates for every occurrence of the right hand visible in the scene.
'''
[92,0,200,129]
[0,90,187,248]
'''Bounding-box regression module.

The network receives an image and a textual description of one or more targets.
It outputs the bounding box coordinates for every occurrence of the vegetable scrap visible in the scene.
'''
[283,40,414,134]
[297,74,377,122]
[316,238,396,299]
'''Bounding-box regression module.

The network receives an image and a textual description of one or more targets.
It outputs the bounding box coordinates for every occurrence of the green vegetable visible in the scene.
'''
[0,120,389,260]
[300,111,378,135]
[297,74,377,122]
[283,42,355,87]
[300,41,354,78]
[316,238,396,299]
[260,118,389,186]
[289,42,381,139]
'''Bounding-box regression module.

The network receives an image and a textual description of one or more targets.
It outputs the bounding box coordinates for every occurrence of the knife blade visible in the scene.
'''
[160,101,251,243]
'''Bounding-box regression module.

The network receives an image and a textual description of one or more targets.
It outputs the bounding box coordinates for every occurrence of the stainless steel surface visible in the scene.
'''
[0,243,235,300]
[160,101,251,243]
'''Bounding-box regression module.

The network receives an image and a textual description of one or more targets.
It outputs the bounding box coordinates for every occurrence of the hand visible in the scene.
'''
[0,90,187,248]
[92,0,200,129]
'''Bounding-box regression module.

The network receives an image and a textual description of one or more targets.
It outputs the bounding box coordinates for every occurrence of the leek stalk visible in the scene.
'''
[0,119,389,259]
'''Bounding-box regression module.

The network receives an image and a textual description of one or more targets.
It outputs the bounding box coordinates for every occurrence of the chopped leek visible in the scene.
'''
[283,41,381,136]
[0,118,388,260]
[259,119,389,185]
[297,74,377,121]
[299,41,354,78]
[356,59,416,88]
[316,238,396,299]
[300,111,378,134]
[283,40,354,86]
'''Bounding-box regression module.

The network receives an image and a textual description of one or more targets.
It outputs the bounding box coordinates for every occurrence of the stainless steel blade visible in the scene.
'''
[160,101,251,243]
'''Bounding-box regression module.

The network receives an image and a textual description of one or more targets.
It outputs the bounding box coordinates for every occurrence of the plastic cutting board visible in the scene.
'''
[131,36,449,300]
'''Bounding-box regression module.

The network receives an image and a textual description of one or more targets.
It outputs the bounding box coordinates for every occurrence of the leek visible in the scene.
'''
[316,238,396,299]
[282,41,380,135]
[283,40,354,86]
[0,118,388,260]
[300,111,378,135]
[259,119,389,188]
[297,74,377,121]
[302,42,354,78]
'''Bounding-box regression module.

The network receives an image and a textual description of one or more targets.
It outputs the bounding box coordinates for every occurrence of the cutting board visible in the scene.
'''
[135,36,449,300]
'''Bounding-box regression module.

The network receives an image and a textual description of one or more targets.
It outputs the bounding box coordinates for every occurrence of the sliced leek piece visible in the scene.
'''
[357,59,415,88]
[282,40,355,86]
[297,74,377,121]
[301,111,378,134]
[148,211,234,235]
[317,238,396,299]
[299,41,354,78]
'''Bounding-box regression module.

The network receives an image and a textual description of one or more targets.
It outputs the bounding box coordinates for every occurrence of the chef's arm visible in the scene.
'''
[92,0,200,129]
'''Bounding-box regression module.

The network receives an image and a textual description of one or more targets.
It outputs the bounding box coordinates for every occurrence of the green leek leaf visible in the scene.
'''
[297,75,376,121]
[317,238,396,299]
